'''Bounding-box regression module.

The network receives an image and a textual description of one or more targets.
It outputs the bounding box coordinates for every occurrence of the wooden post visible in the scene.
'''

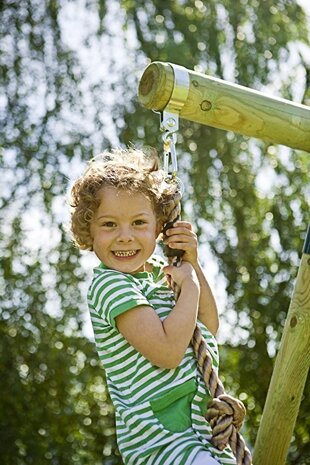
[138,61,310,152]
[252,226,310,465]
[138,61,310,464]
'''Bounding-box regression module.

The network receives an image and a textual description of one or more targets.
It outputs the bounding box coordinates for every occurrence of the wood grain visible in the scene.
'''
[138,62,310,152]
[253,253,310,465]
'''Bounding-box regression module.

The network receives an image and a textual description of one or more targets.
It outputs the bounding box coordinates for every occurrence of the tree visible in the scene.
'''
[1,0,121,463]
[120,1,310,462]
[1,0,309,463]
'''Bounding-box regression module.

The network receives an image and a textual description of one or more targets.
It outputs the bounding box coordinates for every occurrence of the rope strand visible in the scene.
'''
[191,326,252,465]
[162,215,252,465]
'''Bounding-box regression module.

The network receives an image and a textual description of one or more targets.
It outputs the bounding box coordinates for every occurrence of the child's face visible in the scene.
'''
[90,186,161,274]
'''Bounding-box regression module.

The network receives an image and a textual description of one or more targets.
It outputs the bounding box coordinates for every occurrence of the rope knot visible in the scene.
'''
[206,395,246,451]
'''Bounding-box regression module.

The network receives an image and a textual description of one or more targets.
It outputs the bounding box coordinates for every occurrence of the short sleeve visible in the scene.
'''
[88,270,150,329]
[148,254,167,282]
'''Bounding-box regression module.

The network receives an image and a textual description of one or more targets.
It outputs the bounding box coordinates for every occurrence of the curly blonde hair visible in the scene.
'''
[69,147,182,250]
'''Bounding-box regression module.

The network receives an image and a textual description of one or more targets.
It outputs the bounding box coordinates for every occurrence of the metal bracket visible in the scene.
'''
[160,63,190,134]
[160,64,190,179]
[160,111,179,134]
[163,63,190,114]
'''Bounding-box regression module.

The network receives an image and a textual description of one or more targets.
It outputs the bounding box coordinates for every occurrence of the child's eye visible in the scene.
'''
[101,221,116,228]
[133,219,146,226]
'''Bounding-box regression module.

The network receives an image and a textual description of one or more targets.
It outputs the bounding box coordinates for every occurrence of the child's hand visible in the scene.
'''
[163,261,199,289]
[164,221,198,266]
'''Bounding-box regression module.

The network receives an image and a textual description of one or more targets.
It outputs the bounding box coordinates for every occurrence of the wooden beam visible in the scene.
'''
[253,226,310,465]
[138,61,310,152]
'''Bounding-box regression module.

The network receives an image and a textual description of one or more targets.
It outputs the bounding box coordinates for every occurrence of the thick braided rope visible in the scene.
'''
[191,327,252,465]
[162,195,252,465]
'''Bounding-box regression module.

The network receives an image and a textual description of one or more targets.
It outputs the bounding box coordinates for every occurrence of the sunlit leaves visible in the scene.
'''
[119,1,309,461]
[1,0,309,463]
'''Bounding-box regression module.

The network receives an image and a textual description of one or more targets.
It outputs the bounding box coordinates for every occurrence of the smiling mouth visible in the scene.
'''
[113,250,139,257]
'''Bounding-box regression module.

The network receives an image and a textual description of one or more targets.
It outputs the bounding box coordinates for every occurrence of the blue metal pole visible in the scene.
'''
[303,224,310,254]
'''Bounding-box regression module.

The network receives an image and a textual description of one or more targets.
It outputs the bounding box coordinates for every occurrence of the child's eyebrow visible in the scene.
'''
[133,212,153,218]
[96,215,114,220]
[97,212,152,220]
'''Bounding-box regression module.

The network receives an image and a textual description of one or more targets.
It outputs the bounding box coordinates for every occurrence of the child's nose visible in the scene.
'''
[117,226,134,242]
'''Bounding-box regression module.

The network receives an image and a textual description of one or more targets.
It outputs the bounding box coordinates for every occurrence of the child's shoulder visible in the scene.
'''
[91,264,133,288]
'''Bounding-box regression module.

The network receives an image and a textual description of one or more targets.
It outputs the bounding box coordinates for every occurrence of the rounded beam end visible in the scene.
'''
[138,61,174,111]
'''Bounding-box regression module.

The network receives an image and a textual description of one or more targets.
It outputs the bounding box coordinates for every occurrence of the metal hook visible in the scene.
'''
[158,64,190,180]
[163,132,178,179]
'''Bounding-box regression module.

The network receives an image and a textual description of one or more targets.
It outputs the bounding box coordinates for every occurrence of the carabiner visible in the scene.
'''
[162,132,178,179]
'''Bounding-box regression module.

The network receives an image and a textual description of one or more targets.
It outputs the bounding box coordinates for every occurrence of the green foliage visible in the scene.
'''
[1,0,309,464]
[0,316,120,465]
[121,0,310,462]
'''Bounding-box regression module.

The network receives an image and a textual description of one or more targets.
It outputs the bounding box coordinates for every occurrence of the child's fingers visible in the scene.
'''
[164,273,172,288]
[165,232,197,246]
[167,241,194,250]
[165,234,196,245]
[165,242,196,252]
[162,265,176,275]
[166,227,196,238]
[170,221,192,230]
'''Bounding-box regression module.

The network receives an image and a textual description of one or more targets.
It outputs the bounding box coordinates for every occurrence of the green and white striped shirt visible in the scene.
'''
[88,255,236,465]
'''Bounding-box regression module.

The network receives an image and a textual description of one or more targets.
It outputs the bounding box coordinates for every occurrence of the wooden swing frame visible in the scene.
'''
[138,61,310,465]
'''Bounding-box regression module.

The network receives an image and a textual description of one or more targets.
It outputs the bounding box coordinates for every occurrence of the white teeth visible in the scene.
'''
[114,250,137,257]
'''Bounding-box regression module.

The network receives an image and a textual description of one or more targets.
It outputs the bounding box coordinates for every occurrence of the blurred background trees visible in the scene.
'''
[0,0,309,464]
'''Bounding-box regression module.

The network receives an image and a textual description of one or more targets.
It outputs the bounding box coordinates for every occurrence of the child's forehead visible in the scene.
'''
[97,186,155,211]
[98,185,149,199]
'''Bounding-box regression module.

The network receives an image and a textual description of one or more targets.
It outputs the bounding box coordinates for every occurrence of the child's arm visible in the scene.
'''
[190,260,219,335]
[116,262,200,369]
[164,221,219,336]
